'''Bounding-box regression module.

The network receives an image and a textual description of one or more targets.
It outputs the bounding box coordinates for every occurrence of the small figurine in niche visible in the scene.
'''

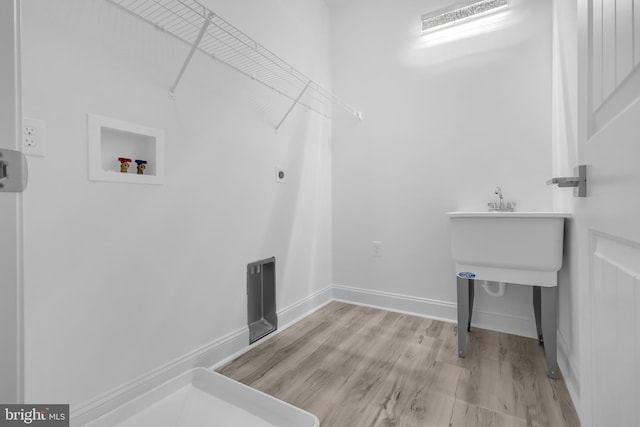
[118,157,132,173]
[135,159,147,175]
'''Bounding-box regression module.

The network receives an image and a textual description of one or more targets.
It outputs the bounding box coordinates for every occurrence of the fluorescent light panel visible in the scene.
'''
[422,0,508,32]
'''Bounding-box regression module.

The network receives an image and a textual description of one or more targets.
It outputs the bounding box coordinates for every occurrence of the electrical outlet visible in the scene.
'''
[23,117,46,157]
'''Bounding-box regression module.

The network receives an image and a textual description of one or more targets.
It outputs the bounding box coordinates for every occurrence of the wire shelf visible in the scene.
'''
[106,0,361,126]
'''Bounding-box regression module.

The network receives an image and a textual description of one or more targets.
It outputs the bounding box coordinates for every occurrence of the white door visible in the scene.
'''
[577,0,640,425]
[0,0,24,404]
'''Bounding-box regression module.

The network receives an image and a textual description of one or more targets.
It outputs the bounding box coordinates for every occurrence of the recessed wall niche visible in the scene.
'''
[88,114,165,185]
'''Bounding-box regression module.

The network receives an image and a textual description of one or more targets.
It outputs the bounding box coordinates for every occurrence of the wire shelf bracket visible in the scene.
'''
[106,0,363,129]
[169,11,213,98]
[275,80,310,132]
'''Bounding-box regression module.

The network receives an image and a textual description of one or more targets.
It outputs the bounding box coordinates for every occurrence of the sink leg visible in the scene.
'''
[533,286,543,345]
[456,276,474,358]
[468,280,475,332]
[541,286,558,379]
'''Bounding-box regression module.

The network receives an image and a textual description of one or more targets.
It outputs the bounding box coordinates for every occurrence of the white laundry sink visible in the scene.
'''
[446,211,571,286]
[449,211,571,379]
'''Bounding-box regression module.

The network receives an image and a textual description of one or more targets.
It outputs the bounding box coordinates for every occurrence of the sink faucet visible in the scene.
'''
[488,187,515,212]
[494,187,504,211]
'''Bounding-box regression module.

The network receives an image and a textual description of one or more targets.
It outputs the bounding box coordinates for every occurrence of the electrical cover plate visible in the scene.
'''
[23,117,46,156]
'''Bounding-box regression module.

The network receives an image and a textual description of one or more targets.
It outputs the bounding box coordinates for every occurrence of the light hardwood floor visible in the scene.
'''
[217,301,579,427]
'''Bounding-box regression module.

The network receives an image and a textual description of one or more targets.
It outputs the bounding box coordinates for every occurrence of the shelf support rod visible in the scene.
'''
[169,12,213,98]
[275,81,311,131]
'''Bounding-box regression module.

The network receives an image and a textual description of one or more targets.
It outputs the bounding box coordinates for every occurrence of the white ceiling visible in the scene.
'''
[324,0,354,8]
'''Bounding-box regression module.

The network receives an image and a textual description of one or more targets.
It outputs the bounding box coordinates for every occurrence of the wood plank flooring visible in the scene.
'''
[217,302,579,427]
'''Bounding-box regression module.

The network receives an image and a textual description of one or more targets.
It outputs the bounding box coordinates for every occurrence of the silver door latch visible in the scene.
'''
[546,165,586,197]
[0,148,28,192]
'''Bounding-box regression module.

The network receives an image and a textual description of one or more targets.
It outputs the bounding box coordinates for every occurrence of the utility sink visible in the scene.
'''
[448,211,571,379]
[447,211,571,287]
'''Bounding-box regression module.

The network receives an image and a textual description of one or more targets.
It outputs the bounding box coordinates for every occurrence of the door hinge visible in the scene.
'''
[0,148,28,192]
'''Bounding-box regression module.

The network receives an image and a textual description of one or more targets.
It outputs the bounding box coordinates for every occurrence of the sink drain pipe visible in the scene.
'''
[480,281,506,297]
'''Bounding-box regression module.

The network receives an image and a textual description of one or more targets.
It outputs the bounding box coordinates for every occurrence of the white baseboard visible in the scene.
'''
[557,330,580,411]
[277,285,334,328]
[333,284,458,323]
[332,283,537,338]
[71,285,333,426]
[470,310,536,339]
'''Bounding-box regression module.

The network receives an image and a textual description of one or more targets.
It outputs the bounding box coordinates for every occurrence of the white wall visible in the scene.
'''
[331,0,554,336]
[21,0,332,408]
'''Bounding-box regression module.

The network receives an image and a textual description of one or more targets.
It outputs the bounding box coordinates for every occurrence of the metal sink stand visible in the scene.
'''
[456,274,558,379]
